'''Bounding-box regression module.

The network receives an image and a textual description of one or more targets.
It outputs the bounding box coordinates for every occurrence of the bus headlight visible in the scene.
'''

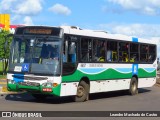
[42,82,58,87]
[42,82,52,87]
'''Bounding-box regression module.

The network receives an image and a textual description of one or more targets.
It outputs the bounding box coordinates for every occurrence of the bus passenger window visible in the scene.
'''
[119,42,129,62]
[98,50,105,62]
[93,39,106,62]
[107,41,118,62]
[107,50,112,61]
[122,53,128,62]
[81,38,92,62]
[148,45,156,62]
[130,43,139,62]
[140,44,149,62]
[130,54,136,62]
[112,51,118,61]
[68,42,77,63]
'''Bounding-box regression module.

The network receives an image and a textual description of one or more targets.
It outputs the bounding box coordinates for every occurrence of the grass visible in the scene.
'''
[0,61,3,75]
[0,61,3,71]
[0,75,6,79]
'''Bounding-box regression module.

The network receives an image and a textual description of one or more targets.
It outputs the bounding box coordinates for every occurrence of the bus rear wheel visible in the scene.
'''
[129,77,138,95]
[75,81,89,102]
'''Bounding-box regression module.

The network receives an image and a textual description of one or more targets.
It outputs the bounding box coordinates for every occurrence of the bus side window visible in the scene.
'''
[119,42,129,62]
[130,43,139,62]
[107,41,118,62]
[63,39,77,63]
[68,42,77,63]
[130,54,136,62]
[63,36,78,75]
[107,50,111,61]
[93,40,105,62]
[81,38,92,62]
[112,51,118,61]
[140,44,149,62]
[148,45,156,62]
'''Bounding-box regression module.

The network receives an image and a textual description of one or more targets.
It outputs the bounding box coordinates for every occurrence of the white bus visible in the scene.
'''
[7,26,157,102]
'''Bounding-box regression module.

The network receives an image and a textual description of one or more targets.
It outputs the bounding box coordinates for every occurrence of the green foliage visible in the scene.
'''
[0,30,13,75]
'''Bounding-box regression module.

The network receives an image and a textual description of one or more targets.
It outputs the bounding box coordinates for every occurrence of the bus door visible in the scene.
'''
[62,36,78,76]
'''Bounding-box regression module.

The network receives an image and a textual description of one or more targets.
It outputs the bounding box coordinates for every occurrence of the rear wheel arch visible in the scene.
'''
[74,77,90,102]
[79,77,90,87]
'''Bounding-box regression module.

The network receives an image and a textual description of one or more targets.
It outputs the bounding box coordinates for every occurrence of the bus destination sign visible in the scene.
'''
[15,27,61,36]
[25,28,52,35]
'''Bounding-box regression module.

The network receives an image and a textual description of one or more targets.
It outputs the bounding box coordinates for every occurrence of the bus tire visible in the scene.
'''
[32,94,47,101]
[129,77,138,95]
[75,81,89,102]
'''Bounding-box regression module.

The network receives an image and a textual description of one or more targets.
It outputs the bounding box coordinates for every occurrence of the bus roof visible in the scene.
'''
[14,25,157,45]
[60,26,157,45]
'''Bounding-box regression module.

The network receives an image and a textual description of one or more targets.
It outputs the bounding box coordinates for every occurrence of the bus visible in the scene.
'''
[7,26,157,102]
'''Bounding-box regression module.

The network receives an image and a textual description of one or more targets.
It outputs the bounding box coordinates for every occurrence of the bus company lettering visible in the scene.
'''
[79,63,86,67]
[89,64,103,67]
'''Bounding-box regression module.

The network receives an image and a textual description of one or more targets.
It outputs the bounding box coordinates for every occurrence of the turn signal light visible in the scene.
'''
[53,83,58,87]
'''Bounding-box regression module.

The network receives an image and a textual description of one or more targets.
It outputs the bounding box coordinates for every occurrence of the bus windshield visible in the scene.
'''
[9,36,62,75]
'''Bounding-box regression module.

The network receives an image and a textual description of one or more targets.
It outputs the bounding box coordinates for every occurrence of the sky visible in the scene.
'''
[0,0,160,56]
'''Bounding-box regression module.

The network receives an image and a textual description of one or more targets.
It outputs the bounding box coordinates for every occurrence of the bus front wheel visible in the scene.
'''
[75,81,89,102]
[129,77,138,95]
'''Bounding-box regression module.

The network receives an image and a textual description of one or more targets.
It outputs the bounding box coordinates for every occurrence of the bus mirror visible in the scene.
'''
[69,42,76,54]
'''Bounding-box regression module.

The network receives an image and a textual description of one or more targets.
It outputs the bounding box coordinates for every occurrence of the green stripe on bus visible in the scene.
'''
[52,84,61,96]
[62,68,156,82]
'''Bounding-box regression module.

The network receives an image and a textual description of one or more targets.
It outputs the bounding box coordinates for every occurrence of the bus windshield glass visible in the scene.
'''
[9,36,62,75]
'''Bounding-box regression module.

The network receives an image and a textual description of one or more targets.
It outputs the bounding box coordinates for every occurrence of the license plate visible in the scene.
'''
[42,88,52,92]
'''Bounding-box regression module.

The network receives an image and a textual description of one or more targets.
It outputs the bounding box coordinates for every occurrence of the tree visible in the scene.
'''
[0,30,12,75]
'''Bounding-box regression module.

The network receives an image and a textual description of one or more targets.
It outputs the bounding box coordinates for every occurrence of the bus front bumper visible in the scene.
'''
[7,83,61,96]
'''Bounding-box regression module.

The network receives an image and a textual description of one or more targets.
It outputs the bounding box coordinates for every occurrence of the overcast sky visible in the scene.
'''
[0,0,160,57]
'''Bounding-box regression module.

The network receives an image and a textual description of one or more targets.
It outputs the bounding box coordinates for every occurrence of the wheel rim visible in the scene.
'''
[77,86,85,97]
[131,81,137,92]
